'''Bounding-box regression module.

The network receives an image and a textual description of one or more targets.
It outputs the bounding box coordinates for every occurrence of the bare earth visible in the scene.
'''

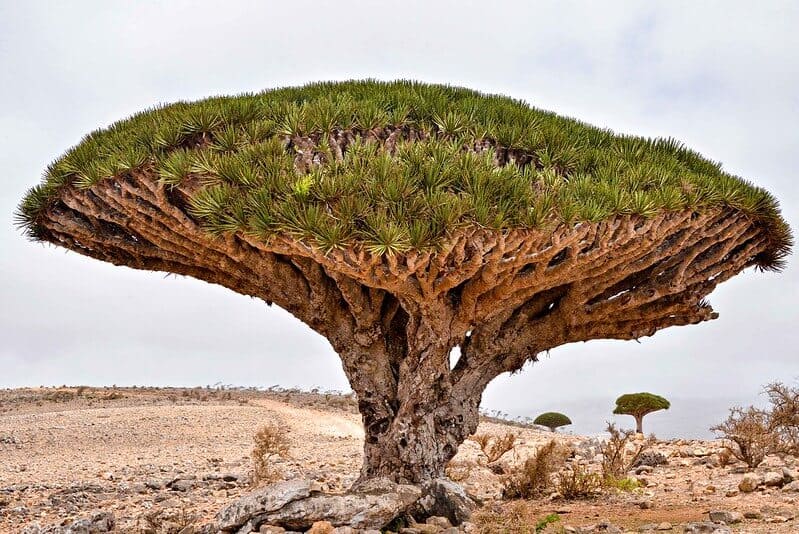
[0,387,796,533]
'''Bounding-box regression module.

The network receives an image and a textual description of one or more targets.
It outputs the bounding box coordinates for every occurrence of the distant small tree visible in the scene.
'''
[613,393,670,434]
[533,412,572,432]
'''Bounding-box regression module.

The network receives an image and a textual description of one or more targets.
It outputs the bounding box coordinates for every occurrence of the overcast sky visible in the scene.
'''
[1,1,797,438]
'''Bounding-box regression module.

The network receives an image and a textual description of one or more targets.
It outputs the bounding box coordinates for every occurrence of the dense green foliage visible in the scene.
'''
[17,80,791,265]
[613,392,671,417]
[533,412,572,431]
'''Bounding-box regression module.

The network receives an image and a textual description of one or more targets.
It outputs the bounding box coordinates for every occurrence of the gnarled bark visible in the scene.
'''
[32,170,775,484]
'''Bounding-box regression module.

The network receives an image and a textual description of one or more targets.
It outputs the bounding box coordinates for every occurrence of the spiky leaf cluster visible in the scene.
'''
[613,392,671,417]
[16,80,791,268]
[532,412,572,430]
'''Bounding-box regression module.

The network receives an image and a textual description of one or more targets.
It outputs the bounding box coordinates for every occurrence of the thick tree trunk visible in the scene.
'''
[635,415,644,434]
[358,387,481,484]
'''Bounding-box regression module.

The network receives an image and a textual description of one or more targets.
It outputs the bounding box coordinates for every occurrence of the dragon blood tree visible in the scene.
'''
[16,80,791,485]
[614,392,670,434]
[533,412,572,432]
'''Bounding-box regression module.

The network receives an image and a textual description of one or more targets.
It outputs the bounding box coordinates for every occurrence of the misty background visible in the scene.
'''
[1,1,797,439]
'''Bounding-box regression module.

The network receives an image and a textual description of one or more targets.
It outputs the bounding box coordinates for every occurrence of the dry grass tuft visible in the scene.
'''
[502,439,566,499]
[471,431,517,463]
[251,422,291,485]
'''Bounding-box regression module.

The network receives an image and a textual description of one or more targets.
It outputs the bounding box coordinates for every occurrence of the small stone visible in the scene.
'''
[738,473,762,493]
[782,467,797,482]
[656,523,672,531]
[426,516,453,529]
[307,521,334,534]
[638,500,654,509]
[724,490,738,497]
[763,471,784,487]
[782,480,799,492]
[742,511,762,519]
[259,526,286,534]
[766,516,789,523]
[145,479,165,490]
[683,522,732,534]
[331,527,357,534]
[708,510,743,524]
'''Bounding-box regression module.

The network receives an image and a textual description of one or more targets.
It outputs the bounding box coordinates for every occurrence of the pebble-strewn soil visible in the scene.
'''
[0,387,797,533]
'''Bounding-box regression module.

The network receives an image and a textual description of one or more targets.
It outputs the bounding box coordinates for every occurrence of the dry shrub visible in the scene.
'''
[765,381,799,455]
[711,406,776,468]
[472,501,562,534]
[252,423,290,485]
[600,423,654,480]
[557,462,602,499]
[717,447,733,467]
[445,460,474,482]
[471,431,517,463]
[711,381,799,467]
[44,389,74,403]
[139,507,196,534]
[502,440,566,499]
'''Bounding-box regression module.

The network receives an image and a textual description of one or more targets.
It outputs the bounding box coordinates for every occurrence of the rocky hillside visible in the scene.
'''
[0,387,797,533]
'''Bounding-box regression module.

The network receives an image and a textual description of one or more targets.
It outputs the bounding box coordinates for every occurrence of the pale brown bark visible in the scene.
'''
[32,168,774,484]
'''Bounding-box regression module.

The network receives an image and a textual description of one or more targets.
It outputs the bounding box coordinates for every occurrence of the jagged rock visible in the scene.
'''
[782,480,799,492]
[21,512,115,533]
[411,478,476,526]
[782,467,797,480]
[251,482,421,530]
[216,479,313,531]
[763,471,784,487]
[258,526,285,534]
[682,522,731,534]
[707,510,742,524]
[743,511,762,519]
[633,451,668,468]
[737,473,762,493]
[588,522,622,533]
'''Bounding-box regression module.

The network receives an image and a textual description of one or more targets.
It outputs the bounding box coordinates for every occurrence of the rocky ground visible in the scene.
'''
[0,387,797,533]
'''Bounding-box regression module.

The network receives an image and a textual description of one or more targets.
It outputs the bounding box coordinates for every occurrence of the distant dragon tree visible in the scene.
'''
[16,80,791,485]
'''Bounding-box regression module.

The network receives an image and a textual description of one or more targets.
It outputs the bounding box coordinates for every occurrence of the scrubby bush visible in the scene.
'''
[471,431,517,463]
[533,412,572,432]
[765,381,799,455]
[711,406,776,468]
[613,392,670,434]
[502,440,566,499]
[557,462,602,499]
[600,423,654,479]
[251,423,290,485]
[711,381,799,468]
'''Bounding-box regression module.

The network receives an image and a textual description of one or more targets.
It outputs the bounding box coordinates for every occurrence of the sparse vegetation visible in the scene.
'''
[712,406,777,468]
[765,381,799,455]
[138,507,196,534]
[613,393,670,434]
[472,432,518,463]
[251,422,291,485]
[600,423,654,480]
[711,381,799,468]
[502,440,567,499]
[557,462,603,499]
[472,501,564,534]
[533,412,572,432]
